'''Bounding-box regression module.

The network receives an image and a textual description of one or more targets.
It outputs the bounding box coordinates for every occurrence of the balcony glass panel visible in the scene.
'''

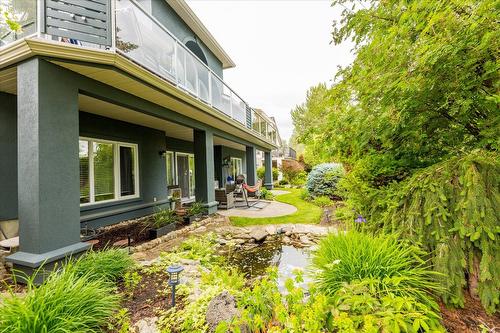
[196,60,210,102]
[185,50,198,95]
[0,0,37,47]
[211,74,231,116]
[116,0,176,82]
[231,94,246,124]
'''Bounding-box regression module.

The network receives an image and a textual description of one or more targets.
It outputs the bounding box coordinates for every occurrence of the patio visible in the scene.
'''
[217,190,297,218]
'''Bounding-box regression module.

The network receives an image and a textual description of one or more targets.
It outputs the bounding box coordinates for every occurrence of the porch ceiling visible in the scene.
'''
[79,94,245,150]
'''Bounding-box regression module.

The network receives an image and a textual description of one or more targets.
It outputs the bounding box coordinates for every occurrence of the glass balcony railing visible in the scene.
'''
[0,0,278,145]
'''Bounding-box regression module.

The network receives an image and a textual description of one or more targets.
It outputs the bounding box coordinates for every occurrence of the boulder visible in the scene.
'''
[206,291,240,332]
[249,229,268,242]
[135,317,159,333]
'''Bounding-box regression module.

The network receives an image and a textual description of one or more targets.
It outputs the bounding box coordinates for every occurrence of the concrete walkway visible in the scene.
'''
[217,190,297,218]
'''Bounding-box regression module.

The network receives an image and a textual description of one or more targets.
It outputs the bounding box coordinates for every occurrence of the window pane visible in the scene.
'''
[120,146,135,196]
[79,140,90,203]
[166,151,174,186]
[93,142,115,202]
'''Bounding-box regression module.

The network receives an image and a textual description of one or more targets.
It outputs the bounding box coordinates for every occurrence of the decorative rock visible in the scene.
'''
[135,317,159,333]
[194,226,207,233]
[217,238,228,245]
[249,229,268,242]
[299,235,313,245]
[264,225,277,235]
[206,291,240,333]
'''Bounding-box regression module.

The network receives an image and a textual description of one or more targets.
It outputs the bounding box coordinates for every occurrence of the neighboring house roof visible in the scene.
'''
[167,0,236,69]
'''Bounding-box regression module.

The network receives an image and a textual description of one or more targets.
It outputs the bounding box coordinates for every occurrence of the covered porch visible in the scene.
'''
[0,58,275,274]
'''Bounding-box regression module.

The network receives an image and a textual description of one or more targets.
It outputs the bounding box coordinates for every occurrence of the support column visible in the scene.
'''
[7,59,89,278]
[246,146,257,185]
[194,129,218,214]
[264,151,273,190]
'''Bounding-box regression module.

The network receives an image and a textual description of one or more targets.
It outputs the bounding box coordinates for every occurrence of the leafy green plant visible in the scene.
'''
[74,248,135,282]
[331,280,445,332]
[256,167,279,181]
[260,187,274,200]
[187,201,206,216]
[306,163,345,198]
[106,308,132,333]
[312,231,442,307]
[312,196,333,207]
[0,263,120,333]
[257,166,265,180]
[123,271,142,298]
[150,207,177,229]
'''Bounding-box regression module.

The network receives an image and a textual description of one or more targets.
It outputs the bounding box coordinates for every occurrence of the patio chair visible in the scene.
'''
[215,188,235,209]
[234,176,264,209]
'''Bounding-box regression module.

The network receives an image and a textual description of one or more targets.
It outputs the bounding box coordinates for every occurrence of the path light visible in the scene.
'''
[167,264,184,307]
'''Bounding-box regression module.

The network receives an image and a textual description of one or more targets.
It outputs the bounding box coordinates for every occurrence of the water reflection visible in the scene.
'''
[227,241,312,291]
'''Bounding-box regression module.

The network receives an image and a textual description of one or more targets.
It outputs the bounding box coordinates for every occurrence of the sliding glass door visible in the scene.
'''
[175,153,195,199]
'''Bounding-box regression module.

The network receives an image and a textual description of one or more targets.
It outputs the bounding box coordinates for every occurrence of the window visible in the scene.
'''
[79,138,139,205]
[231,157,243,180]
[166,151,175,186]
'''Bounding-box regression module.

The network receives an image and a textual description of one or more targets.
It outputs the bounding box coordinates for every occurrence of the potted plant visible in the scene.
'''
[183,201,206,224]
[148,207,178,239]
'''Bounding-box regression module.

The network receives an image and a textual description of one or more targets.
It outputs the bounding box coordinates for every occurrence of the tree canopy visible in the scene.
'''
[292,0,500,313]
[293,0,499,181]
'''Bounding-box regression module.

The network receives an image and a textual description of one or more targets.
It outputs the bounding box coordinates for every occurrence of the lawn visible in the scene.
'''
[230,187,323,227]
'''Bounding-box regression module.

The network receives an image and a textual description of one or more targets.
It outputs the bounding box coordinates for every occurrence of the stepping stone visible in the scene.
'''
[0,236,19,250]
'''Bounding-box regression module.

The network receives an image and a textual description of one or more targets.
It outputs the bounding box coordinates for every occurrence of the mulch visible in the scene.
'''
[440,294,500,332]
[117,270,172,323]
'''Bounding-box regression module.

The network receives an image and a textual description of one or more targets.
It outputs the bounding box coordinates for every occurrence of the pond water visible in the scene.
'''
[226,241,313,290]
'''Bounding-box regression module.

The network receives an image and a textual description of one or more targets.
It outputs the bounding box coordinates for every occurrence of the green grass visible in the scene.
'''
[230,187,322,226]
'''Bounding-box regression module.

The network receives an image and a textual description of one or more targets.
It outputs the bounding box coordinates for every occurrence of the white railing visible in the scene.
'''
[114,0,277,144]
[0,0,278,145]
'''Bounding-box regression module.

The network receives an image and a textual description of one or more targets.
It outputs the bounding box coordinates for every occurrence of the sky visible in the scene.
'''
[186,0,355,142]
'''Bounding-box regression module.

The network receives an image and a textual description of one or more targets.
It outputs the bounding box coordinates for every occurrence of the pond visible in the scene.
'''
[226,240,313,291]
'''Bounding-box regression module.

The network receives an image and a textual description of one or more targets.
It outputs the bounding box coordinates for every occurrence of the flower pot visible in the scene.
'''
[183,214,201,224]
[149,223,176,239]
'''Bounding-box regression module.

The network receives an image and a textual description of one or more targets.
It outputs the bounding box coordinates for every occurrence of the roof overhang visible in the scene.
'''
[0,38,276,150]
[167,0,236,69]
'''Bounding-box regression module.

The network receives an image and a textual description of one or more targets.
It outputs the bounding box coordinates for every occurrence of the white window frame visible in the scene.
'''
[165,151,175,187]
[80,137,140,206]
[231,157,243,179]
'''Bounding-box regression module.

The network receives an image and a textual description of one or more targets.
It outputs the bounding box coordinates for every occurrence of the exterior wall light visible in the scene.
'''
[167,264,184,307]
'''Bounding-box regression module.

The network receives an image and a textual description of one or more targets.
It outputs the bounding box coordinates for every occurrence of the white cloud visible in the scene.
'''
[187,0,355,141]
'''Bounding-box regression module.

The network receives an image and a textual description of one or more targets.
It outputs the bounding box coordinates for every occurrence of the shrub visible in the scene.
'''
[299,188,310,200]
[280,159,305,185]
[312,196,332,207]
[375,150,500,313]
[256,167,279,181]
[150,207,177,229]
[73,248,135,282]
[306,163,344,198]
[331,280,445,332]
[312,231,442,307]
[260,187,274,200]
[278,179,289,186]
[257,166,265,180]
[272,167,279,181]
[187,201,206,216]
[0,263,120,333]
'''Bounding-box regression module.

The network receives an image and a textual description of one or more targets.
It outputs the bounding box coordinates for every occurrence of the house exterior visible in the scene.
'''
[0,0,278,274]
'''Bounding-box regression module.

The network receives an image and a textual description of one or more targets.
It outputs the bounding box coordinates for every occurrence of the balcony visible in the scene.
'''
[0,0,278,145]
